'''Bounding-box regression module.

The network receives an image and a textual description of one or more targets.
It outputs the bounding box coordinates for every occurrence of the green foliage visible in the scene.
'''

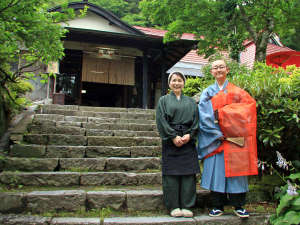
[269,163,300,225]
[140,0,300,61]
[182,77,213,98]
[0,0,76,125]
[0,80,33,118]
[89,0,129,18]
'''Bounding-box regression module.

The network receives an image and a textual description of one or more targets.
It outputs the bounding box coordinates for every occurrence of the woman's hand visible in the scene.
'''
[173,136,184,147]
[181,134,191,144]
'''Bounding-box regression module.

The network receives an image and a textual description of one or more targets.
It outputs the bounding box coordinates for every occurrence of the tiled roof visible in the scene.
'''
[134,26,295,68]
[266,43,294,55]
[240,42,295,68]
[180,50,209,64]
[133,26,195,40]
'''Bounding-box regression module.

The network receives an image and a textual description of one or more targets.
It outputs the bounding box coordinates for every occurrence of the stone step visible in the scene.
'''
[39,104,156,114]
[38,108,156,120]
[0,214,271,224]
[84,122,157,131]
[10,144,161,158]
[0,189,209,214]
[1,157,161,172]
[0,171,162,186]
[33,114,156,124]
[28,120,157,133]
[28,124,159,137]
[22,134,161,147]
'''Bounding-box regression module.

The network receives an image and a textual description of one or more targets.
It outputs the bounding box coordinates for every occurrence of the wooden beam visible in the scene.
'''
[161,63,168,96]
[142,54,148,109]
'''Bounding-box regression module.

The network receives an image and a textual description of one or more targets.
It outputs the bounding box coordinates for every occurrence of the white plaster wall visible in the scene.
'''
[61,11,130,34]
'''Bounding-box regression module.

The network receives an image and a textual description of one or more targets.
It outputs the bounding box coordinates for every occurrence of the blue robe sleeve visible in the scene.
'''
[197,86,223,159]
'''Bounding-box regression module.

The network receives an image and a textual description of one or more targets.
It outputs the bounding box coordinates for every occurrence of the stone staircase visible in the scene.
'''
[0,104,271,224]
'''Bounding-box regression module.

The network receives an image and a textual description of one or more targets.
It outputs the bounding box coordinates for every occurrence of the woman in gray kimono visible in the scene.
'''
[156,72,200,218]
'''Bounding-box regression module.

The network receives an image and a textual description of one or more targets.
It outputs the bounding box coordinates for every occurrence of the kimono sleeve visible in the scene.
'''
[156,96,177,141]
[187,98,199,140]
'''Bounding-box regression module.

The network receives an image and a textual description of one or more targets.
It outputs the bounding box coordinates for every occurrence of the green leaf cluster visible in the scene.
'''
[140,0,300,61]
[270,171,300,225]
[0,0,75,125]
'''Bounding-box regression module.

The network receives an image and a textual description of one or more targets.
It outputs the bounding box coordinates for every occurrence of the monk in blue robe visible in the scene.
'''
[198,59,258,218]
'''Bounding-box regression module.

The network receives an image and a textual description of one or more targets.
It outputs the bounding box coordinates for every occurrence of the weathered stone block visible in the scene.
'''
[127,123,157,131]
[51,217,100,225]
[0,214,50,225]
[135,173,162,185]
[80,172,138,186]
[118,119,156,125]
[64,116,88,123]
[126,190,164,211]
[87,137,135,147]
[0,192,25,213]
[113,130,158,137]
[75,111,96,117]
[0,172,80,186]
[48,134,87,146]
[23,134,48,145]
[34,114,64,122]
[60,158,106,171]
[3,158,58,171]
[131,146,161,157]
[194,214,271,225]
[105,157,161,171]
[87,117,114,124]
[56,121,82,127]
[80,106,127,112]
[119,112,155,120]
[87,191,126,210]
[31,119,56,127]
[94,112,121,118]
[26,190,86,213]
[10,144,46,158]
[46,146,86,158]
[86,129,114,136]
[43,109,78,116]
[135,137,161,146]
[41,104,79,111]
[104,217,195,225]
[85,146,130,158]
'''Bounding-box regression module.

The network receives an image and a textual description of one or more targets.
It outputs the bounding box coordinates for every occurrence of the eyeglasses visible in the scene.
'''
[211,65,226,70]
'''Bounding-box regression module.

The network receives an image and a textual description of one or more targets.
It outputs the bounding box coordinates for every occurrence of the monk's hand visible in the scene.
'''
[173,136,184,147]
[219,136,225,141]
[181,134,191,144]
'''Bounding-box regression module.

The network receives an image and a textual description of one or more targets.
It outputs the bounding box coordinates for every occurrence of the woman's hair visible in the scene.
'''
[168,72,186,84]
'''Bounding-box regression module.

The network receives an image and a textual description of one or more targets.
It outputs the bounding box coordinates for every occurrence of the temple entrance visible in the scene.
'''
[81,82,134,107]
[55,48,139,107]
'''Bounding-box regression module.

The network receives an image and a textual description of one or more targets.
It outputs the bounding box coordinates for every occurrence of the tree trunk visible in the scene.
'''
[255,43,267,62]
[254,31,270,62]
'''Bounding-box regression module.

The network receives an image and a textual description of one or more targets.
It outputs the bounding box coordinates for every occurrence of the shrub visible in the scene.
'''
[269,152,300,225]
[0,79,33,136]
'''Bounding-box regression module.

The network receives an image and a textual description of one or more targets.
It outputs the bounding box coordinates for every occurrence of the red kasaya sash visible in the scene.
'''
[207,83,258,177]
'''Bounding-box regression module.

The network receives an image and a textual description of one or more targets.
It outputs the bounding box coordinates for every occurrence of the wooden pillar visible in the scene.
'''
[161,63,168,96]
[142,54,148,109]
